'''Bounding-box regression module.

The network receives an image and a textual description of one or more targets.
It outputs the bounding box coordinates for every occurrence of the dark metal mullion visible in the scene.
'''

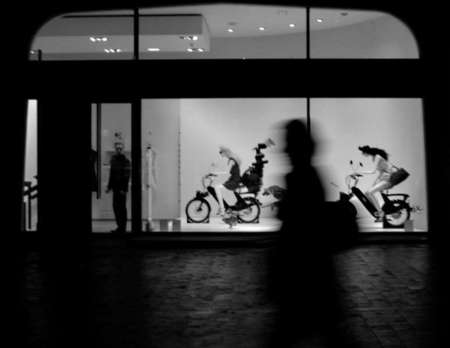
[306,7,310,60]
[306,7,311,135]
[96,103,102,199]
[131,99,142,233]
[133,8,139,61]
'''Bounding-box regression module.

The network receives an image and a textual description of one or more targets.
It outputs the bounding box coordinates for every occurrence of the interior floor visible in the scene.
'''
[91,217,425,233]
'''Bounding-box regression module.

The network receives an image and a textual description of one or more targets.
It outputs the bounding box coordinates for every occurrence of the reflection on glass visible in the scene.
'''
[139,4,307,59]
[92,103,132,233]
[23,100,38,231]
[31,11,133,60]
[141,98,306,231]
[310,9,419,58]
[311,98,427,232]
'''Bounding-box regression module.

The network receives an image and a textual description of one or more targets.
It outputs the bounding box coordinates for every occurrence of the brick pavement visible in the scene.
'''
[16,243,447,348]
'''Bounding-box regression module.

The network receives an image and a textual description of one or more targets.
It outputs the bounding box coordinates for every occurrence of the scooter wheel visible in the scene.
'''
[185,198,211,223]
[383,199,411,228]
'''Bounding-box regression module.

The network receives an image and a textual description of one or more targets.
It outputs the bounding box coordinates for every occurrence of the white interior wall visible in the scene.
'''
[25,100,38,182]
[25,100,38,230]
[180,98,306,218]
[311,14,418,58]
[312,98,427,230]
[141,99,180,219]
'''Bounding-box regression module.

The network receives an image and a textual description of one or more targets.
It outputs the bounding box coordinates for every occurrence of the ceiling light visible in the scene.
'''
[147,48,160,52]
[179,35,199,41]
[90,36,108,43]
[104,48,122,53]
[289,23,295,28]
[227,28,234,33]
[316,18,323,23]
[30,50,35,54]
[258,27,265,31]
[187,47,204,53]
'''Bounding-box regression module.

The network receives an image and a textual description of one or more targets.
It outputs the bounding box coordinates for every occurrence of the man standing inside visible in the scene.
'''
[106,139,131,234]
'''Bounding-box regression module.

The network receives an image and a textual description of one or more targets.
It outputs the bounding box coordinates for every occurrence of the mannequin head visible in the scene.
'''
[219,146,241,166]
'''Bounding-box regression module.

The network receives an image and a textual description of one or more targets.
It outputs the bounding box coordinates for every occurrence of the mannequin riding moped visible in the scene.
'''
[337,161,412,228]
[185,173,261,225]
[185,139,275,227]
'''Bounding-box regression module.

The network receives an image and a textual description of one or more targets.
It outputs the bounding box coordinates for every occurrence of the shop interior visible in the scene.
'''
[24,4,425,233]
[24,98,428,233]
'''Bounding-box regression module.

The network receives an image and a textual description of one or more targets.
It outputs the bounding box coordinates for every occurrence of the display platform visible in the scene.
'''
[92,217,425,233]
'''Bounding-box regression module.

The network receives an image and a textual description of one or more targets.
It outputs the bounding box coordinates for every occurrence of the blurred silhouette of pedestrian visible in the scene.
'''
[269,119,355,347]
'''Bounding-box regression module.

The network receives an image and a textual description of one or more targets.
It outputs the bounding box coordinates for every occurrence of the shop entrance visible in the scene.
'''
[91,103,133,233]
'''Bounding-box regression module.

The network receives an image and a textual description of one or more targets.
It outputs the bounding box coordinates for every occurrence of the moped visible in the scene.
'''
[336,161,412,228]
[185,172,261,226]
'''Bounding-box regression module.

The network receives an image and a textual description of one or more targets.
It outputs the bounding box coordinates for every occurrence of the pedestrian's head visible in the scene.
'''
[114,141,124,153]
[284,119,314,165]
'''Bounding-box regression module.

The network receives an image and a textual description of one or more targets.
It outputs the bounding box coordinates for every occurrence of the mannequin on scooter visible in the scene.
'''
[212,146,244,216]
[356,145,397,222]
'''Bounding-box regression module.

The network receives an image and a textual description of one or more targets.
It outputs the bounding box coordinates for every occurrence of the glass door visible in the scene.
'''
[91,103,132,233]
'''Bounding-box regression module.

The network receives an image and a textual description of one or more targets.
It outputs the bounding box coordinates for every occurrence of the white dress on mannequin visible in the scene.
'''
[145,145,157,230]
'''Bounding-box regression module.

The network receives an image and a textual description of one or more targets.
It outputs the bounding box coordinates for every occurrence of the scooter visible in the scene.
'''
[185,173,261,227]
[337,160,412,228]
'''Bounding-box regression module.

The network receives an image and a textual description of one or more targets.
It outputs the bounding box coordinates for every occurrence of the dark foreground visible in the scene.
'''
[14,240,449,347]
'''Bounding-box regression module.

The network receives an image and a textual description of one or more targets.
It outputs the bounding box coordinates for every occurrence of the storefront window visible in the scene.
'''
[28,5,425,234]
[141,98,306,231]
[311,98,427,231]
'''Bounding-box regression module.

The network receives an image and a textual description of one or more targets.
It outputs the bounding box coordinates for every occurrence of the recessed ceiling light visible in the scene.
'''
[90,36,108,43]
[187,47,204,53]
[316,18,323,23]
[289,23,295,28]
[227,28,234,33]
[147,48,160,52]
[258,26,265,31]
[179,35,199,41]
[104,48,122,53]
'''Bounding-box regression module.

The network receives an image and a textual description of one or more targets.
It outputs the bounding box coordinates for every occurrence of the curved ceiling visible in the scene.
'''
[56,4,385,37]
[32,4,387,55]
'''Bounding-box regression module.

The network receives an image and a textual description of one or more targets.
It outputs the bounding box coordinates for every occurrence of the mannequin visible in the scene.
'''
[145,132,157,231]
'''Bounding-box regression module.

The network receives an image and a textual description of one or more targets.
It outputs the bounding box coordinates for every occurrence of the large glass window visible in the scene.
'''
[30,5,419,61]
[141,98,306,232]
[28,4,425,234]
[311,98,427,231]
